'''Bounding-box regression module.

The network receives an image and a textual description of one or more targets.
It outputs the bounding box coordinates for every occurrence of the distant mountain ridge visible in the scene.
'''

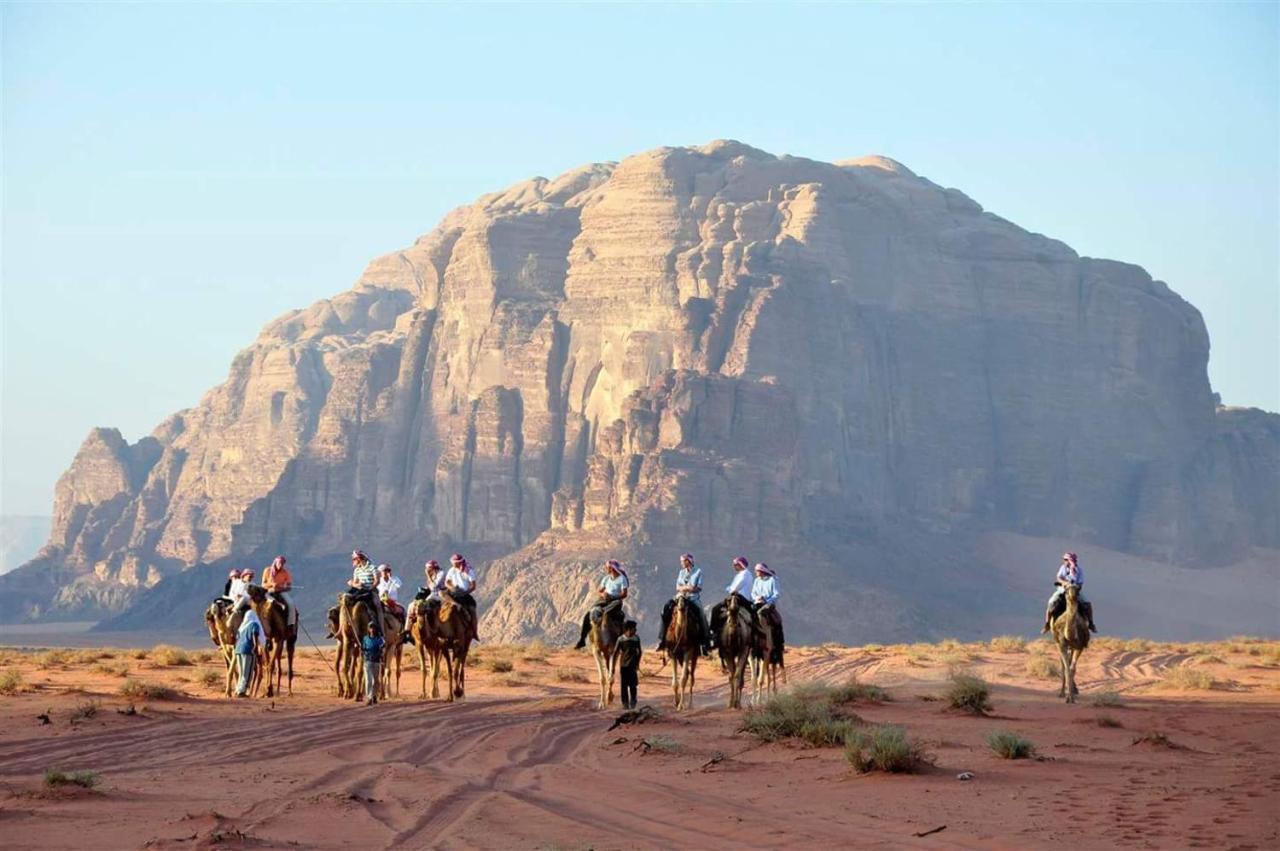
[1,516,51,574]
[5,140,1277,642]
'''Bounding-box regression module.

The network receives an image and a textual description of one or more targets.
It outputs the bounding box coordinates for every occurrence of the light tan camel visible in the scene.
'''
[245,586,296,697]
[379,604,405,699]
[433,594,474,701]
[407,599,447,700]
[588,603,624,710]
[664,595,701,711]
[204,599,239,697]
[334,594,376,700]
[1052,584,1090,703]
[751,606,785,706]
[716,594,755,710]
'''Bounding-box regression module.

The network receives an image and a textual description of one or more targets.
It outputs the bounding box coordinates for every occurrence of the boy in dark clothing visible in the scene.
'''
[361,622,385,706]
[616,620,642,709]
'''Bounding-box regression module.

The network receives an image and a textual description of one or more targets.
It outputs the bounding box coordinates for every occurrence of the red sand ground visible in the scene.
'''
[1,637,1278,849]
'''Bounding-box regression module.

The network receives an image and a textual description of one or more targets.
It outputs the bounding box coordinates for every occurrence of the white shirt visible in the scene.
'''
[423,570,446,597]
[600,572,629,597]
[446,565,475,594]
[377,575,402,602]
[675,565,703,601]
[1056,563,1083,587]
[752,574,780,605]
[726,569,751,597]
[228,577,248,601]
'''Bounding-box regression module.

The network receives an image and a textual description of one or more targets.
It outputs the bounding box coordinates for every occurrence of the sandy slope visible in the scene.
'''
[1,637,1278,850]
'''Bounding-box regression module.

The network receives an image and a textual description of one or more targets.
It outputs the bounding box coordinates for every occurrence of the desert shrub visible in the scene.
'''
[740,684,863,746]
[1131,731,1181,749]
[0,668,25,695]
[129,649,149,660]
[69,700,100,723]
[1024,656,1061,680]
[641,735,680,753]
[69,649,108,665]
[150,645,192,667]
[904,650,930,667]
[487,658,515,673]
[119,679,178,700]
[198,669,224,689]
[945,673,992,715]
[554,668,589,684]
[36,649,73,669]
[1123,638,1154,653]
[845,725,927,773]
[829,677,889,704]
[92,662,130,678]
[191,650,221,665]
[496,674,525,688]
[1094,715,1123,728]
[1089,690,1124,707]
[520,640,550,662]
[987,730,1035,759]
[44,769,100,789]
[861,643,885,653]
[1159,666,1214,691]
[989,635,1027,653]
[1193,653,1224,665]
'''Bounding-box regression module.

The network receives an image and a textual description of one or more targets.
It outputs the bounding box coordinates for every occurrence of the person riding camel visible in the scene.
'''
[377,564,404,618]
[443,553,479,641]
[752,563,784,662]
[221,569,238,599]
[226,569,255,624]
[1042,551,1097,634]
[574,559,629,649]
[404,560,447,643]
[657,553,711,656]
[709,556,759,654]
[346,549,385,635]
[262,556,297,628]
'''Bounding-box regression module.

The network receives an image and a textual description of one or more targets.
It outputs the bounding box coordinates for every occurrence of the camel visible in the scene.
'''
[1052,583,1090,703]
[204,599,240,697]
[334,593,377,700]
[751,608,785,706]
[245,586,297,697]
[716,594,755,709]
[664,595,701,711]
[379,605,405,699]
[587,601,625,710]
[433,594,474,701]
[407,599,447,700]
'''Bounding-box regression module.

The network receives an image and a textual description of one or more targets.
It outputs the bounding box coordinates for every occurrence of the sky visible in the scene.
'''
[2,2,1277,517]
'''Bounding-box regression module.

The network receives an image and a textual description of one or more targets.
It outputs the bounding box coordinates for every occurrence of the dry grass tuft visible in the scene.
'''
[945,672,992,715]
[988,635,1027,653]
[1089,690,1124,707]
[92,662,130,678]
[740,683,864,747]
[69,700,100,724]
[36,649,74,669]
[150,645,193,667]
[0,668,27,695]
[554,668,589,684]
[487,657,515,674]
[1123,638,1154,653]
[1024,655,1061,680]
[1159,666,1214,691]
[844,725,928,773]
[44,769,100,789]
[1131,730,1182,749]
[198,669,224,689]
[120,679,178,700]
[1094,715,1123,728]
[987,730,1036,759]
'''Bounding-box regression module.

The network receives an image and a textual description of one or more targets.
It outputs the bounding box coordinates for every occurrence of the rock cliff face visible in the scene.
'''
[6,141,1277,640]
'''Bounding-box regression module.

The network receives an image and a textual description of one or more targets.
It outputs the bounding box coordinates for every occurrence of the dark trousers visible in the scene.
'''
[620,666,639,709]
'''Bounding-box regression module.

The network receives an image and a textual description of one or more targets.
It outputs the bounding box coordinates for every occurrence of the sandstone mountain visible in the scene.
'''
[8,141,1277,642]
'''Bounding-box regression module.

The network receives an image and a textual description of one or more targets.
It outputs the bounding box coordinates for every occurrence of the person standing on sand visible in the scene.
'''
[361,622,385,705]
[616,620,642,709]
[235,608,264,697]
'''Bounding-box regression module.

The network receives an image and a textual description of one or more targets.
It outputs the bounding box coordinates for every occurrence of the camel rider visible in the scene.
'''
[1043,552,1097,633]
[444,553,480,641]
[574,560,629,649]
[405,560,446,643]
[377,564,404,618]
[222,569,238,599]
[657,553,712,655]
[346,549,385,635]
[752,563,785,661]
[709,556,758,649]
[262,556,297,628]
[227,569,256,624]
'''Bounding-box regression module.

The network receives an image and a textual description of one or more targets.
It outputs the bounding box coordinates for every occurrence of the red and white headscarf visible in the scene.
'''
[753,563,775,577]
[732,556,749,569]
[352,549,368,562]
[272,555,286,568]
[605,559,627,579]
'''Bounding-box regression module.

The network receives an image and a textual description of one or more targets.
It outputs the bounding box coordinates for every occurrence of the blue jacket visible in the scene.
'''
[361,634,385,662]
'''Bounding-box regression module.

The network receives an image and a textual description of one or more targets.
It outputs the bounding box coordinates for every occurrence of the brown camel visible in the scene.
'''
[1052,583,1090,703]
[433,594,474,701]
[407,599,447,700]
[588,602,624,710]
[751,608,785,705]
[716,595,755,710]
[664,595,701,710]
[379,604,405,700]
[245,586,297,697]
[335,593,375,700]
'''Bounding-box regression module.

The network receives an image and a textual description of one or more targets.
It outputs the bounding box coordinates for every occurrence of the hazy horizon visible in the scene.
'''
[3,2,1277,516]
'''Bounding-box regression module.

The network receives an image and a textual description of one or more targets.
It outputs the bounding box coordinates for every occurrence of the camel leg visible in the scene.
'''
[286,637,295,696]
[225,650,236,698]
[455,649,467,699]
[443,651,455,703]
[1058,641,1071,700]
[1069,648,1081,697]
[592,648,607,710]
[394,644,403,697]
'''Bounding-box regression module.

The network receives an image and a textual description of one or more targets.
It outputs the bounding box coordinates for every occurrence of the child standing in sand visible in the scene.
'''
[361,622,385,706]
[616,620,642,709]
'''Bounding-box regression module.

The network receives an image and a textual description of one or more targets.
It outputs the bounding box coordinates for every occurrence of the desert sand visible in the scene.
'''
[2,636,1278,850]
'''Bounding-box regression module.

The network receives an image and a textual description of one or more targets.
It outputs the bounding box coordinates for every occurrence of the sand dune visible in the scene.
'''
[1,637,1278,849]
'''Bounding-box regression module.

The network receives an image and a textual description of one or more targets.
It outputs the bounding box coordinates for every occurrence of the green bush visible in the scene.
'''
[987,730,1035,759]
[946,673,992,715]
[740,684,864,746]
[44,769,100,789]
[845,725,927,773]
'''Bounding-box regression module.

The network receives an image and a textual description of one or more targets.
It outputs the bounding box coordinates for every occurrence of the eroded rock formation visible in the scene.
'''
[7,141,1276,640]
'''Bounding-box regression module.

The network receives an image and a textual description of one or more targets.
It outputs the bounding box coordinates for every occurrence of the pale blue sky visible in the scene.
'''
[2,2,1277,516]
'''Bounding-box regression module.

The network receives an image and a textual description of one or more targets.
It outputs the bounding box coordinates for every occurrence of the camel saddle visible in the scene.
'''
[591,597,625,627]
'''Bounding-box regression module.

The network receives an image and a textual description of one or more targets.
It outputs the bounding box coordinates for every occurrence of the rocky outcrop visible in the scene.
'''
[6,140,1276,640]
